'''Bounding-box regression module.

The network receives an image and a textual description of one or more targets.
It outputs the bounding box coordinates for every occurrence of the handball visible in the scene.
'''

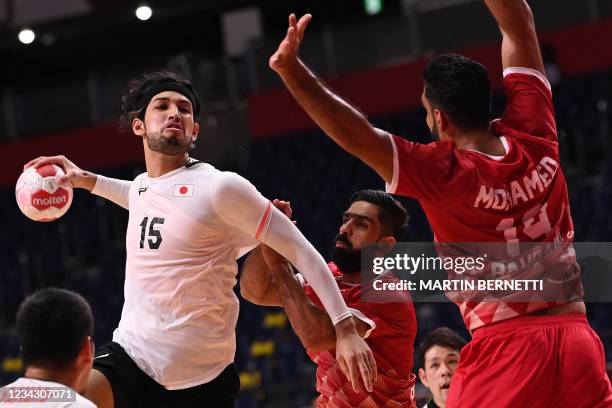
[15,164,73,222]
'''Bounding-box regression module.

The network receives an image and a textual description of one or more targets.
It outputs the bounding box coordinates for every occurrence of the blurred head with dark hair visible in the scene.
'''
[121,70,200,157]
[422,54,491,140]
[417,327,467,408]
[16,288,94,393]
[332,189,408,274]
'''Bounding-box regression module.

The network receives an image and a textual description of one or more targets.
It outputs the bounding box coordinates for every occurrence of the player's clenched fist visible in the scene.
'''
[269,13,312,74]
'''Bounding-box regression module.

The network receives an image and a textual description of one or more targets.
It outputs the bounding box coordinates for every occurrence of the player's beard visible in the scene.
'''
[145,130,192,156]
[331,233,362,275]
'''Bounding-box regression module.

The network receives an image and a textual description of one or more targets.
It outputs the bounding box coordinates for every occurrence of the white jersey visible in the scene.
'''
[92,162,351,390]
[0,378,95,407]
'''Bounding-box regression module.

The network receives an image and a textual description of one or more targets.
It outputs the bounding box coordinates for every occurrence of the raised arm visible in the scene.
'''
[24,155,130,209]
[270,14,393,183]
[484,0,545,74]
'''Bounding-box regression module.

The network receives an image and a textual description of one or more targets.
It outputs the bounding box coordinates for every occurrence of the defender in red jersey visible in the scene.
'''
[241,191,417,407]
[269,1,612,406]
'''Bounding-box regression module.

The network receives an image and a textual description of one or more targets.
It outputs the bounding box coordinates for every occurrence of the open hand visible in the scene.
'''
[269,13,312,74]
[335,318,377,393]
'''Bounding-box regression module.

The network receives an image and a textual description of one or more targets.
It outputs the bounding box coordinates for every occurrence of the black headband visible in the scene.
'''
[137,82,200,118]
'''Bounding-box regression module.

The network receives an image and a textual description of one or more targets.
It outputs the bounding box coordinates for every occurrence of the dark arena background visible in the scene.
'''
[1,0,611,406]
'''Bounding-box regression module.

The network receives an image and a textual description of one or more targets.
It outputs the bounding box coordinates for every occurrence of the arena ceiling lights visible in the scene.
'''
[17,28,36,45]
[135,5,153,21]
[14,4,154,47]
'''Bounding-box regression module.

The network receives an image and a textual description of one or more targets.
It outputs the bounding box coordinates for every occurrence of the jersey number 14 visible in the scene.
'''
[496,203,552,256]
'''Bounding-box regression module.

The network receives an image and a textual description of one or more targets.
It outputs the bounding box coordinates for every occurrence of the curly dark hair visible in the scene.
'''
[119,70,200,131]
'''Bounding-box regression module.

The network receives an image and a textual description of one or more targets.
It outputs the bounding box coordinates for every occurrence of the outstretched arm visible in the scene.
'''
[25,155,98,191]
[212,174,376,392]
[270,14,393,183]
[240,201,373,351]
[24,155,131,209]
[484,0,545,74]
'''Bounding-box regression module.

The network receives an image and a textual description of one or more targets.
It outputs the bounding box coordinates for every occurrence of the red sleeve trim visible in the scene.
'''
[255,201,272,241]
[385,134,399,194]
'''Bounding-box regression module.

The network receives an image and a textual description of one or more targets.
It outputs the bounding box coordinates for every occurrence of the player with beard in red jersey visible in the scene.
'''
[241,190,417,407]
[268,1,612,406]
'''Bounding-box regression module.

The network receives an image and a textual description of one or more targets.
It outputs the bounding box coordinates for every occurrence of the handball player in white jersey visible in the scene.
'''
[0,288,96,408]
[24,71,375,408]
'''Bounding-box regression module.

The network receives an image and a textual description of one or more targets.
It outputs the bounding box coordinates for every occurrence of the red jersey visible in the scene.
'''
[300,263,417,408]
[386,68,582,330]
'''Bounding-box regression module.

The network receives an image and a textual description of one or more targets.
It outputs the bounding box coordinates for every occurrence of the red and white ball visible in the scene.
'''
[15,164,73,222]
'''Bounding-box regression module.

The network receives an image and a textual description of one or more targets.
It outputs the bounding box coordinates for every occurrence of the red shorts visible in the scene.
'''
[446,314,612,408]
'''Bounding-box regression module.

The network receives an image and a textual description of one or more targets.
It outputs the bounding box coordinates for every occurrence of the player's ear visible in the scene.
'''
[132,117,145,136]
[79,336,94,364]
[379,236,396,255]
[433,109,447,132]
[191,122,200,143]
[418,367,429,387]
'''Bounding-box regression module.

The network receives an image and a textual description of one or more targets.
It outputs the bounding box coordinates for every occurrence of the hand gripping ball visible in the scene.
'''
[15,164,73,222]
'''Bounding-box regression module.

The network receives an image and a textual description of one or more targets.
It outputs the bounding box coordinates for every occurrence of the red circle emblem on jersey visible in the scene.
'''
[179,186,188,195]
